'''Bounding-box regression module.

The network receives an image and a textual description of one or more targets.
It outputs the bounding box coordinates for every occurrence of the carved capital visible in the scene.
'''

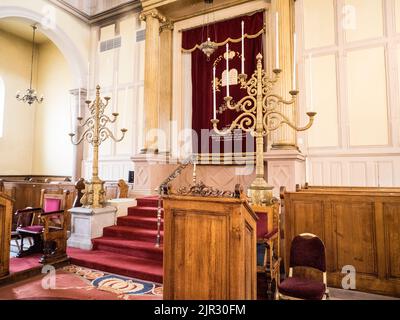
[139,9,167,23]
[160,20,174,32]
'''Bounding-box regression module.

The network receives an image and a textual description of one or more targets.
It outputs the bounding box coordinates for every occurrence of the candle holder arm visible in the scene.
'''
[211,112,256,136]
[263,94,297,111]
[80,116,95,128]
[263,111,317,134]
[69,128,92,146]
[99,114,117,126]
[100,127,127,143]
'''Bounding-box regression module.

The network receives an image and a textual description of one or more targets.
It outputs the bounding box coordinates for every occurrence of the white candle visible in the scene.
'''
[78,88,82,118]
[226,43,230,97]
[124,86,128,128]
[87,62,90,100]
[293,33,297,90]
[213,66,217,119]
[241,21,245,74]
[309,53,314,111]
[69,94,73,133]
[275,12,280,69]
[114,72,119,112]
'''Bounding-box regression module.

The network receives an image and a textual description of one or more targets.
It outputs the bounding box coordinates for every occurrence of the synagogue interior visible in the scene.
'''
[0,0,399,301]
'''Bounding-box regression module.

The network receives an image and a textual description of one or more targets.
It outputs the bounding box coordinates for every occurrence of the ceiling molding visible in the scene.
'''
[49,0,142,24]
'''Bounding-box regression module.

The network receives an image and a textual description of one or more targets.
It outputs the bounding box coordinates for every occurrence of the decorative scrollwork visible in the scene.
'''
[69,86,127,147]
[177,181,235,198]
[68,85,127,209]
[210,52,317,206]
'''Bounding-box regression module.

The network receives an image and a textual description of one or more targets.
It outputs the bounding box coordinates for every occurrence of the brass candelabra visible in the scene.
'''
[69,85,127,208]
[211,53,316,206]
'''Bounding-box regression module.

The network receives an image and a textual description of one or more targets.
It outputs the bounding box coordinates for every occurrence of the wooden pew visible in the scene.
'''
[0,192,13,278]
[283,186,400,297]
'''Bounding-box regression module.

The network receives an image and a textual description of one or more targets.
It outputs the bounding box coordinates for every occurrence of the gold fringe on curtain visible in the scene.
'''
[181,27,265,53]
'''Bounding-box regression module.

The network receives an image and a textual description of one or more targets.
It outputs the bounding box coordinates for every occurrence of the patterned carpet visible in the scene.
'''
[0,264,163,300]
[63,265,163,299]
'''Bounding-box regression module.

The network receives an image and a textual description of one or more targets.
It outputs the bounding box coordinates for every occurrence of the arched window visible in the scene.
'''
[0,77,4,137]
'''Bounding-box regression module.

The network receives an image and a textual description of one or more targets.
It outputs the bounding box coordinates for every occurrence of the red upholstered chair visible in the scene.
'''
[254,201,281,298]
[276,233,328,300]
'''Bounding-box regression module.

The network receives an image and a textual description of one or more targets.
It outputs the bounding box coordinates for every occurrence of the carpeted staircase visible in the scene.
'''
[68,196,163,283]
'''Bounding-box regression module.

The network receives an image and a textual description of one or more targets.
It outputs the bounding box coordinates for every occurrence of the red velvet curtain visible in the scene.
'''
[182,11,264,155]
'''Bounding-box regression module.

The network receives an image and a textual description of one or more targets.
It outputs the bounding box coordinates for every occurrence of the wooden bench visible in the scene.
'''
[283,185,400,297]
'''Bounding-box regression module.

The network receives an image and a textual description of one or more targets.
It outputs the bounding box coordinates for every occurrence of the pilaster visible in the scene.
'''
[270,0,297,149]
[159,21,174,153]
[140,9,167,153]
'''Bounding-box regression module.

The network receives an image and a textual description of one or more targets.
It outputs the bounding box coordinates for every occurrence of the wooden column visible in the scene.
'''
[159,22,174,154]
[271,0,297,149]
[140,9,166,153]
[69,88,86,182]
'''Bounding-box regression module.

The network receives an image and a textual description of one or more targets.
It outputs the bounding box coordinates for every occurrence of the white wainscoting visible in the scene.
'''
[82,157,133,181]
[308,151,400,187]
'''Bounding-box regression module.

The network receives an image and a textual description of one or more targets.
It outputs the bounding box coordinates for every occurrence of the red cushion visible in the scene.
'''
[290,236,326,272]
[17,225,44,234]
[278,277,325,300]
[44,198,61,213]
[256,212,268,238]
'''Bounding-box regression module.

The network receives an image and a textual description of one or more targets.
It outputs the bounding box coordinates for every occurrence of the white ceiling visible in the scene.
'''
[0,18,49,44]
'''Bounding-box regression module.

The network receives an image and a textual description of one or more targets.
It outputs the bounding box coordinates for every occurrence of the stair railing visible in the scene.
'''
[155,154,197,247]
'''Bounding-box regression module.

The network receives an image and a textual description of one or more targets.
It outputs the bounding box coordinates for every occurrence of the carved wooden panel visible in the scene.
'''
[333,201,377,276]
[0,194,13,278]
[163,196,257,300]
[170,210,228,300]
[284,189,400,297]
[290,200,325,240]
[383,203,400,279]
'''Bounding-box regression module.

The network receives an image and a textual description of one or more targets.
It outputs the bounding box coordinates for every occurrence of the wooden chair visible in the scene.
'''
[72,178,85,207]
[254,200,281,298]
[15,189,70,264]
[276,233,328,300]
[15,207,44,257]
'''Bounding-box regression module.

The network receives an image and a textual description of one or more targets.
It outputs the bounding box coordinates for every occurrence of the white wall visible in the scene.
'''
[0,30,36,174]
[0,29,74,176]
[0,0,91,177]
[82,12,145,181]
[297,0,400,187]
[32,41,73,176]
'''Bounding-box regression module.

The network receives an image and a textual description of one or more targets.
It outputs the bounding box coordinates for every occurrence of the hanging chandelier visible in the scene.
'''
[16,25,44,106]
[199,0,218,59]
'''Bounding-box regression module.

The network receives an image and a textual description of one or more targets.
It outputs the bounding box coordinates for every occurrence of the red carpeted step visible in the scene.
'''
[127,206,162,217]
[117,215,163,230]
[136,197,161,207]
[67,247,163,283]
[92,237,163,261]
[103,225,163,242]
